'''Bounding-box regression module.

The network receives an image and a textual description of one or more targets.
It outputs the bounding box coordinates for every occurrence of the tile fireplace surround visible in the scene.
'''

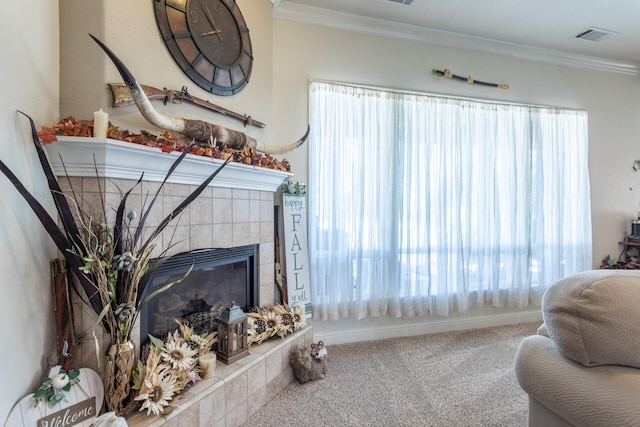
[44,137,312,426]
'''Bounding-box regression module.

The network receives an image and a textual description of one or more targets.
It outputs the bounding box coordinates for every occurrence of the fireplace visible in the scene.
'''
[43,137,290,369]
[43,137,312,427]
[139,245,258,344]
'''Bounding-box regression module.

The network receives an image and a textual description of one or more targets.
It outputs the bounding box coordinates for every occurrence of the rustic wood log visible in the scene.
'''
[52,259,77,371]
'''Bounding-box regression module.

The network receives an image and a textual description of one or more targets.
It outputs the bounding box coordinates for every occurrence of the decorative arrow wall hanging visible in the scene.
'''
[432,68,509,89]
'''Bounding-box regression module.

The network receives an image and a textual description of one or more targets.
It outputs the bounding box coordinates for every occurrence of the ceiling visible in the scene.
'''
[274,0,640,74]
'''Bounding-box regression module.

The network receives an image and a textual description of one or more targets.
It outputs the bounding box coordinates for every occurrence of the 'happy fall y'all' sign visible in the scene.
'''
[282,194,311,317]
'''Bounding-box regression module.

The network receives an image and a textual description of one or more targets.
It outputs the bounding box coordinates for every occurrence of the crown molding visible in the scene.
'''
[273,1,639,76]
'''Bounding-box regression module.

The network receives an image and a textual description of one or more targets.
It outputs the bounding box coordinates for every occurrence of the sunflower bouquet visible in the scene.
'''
[133,321,216,416]
[246,304,309,346]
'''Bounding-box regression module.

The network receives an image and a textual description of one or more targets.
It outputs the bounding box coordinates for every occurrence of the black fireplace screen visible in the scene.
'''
[139,245,257,344]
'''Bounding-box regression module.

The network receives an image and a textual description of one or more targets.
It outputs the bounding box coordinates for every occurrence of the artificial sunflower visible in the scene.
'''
[273,304,294,329]
[292,305,309,330]
[135,370,177,416]
[264,311,282,331]
[162,341,196,371]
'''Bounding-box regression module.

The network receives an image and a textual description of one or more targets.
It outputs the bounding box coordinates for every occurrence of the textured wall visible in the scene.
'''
[0,0,60,422]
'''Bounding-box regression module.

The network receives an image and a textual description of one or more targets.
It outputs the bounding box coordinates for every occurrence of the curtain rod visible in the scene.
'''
[308,78,585,113]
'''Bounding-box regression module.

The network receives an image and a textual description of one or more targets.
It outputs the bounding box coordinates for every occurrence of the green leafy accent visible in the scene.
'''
[32,368,80,408]
[148,334,165,350]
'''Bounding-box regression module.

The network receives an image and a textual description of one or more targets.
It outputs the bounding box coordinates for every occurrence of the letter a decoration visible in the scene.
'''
[281,181,311,318]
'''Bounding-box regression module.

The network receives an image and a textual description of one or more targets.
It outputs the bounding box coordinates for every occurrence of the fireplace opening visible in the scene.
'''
[139,245,258,345]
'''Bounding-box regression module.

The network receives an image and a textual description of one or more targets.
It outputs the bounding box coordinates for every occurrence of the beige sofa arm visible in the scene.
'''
[515,334,640,427]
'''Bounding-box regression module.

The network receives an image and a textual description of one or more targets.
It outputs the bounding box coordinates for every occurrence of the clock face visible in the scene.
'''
[154,0,253,96]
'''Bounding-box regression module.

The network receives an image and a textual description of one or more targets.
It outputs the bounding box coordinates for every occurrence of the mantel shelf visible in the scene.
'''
[43,136,293,192]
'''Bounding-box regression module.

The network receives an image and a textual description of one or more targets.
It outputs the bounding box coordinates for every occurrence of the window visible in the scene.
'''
[308,81,591,321]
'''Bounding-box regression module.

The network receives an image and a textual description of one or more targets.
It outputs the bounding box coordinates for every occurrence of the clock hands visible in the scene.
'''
[198,0,223,41]
[200,29,221,37]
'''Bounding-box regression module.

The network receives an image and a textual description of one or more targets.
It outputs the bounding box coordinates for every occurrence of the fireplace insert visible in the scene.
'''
[138,245,257,345]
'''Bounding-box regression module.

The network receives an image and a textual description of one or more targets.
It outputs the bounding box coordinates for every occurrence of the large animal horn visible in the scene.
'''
[89,34,308,154]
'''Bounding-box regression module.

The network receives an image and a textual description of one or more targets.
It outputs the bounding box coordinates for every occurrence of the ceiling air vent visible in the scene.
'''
[574,27,617,42]
[386,0,414,5]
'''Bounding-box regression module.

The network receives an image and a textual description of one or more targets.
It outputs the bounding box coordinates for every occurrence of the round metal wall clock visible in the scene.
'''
[154,0,253,96]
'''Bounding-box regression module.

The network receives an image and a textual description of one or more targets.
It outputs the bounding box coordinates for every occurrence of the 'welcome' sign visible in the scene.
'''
[38,397,95,427]
[6,367,103,427]
[282,194,312,317]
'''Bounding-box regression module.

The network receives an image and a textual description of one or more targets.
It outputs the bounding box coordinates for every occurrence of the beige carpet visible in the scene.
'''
[245,321,540,427]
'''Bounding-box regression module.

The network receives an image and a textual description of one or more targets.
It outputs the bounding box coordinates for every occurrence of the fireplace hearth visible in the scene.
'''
[139,245,258,344]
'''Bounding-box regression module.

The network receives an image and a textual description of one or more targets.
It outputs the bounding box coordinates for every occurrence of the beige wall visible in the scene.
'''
[59,0,277,148]
[3,0,640,418]
[271,18,640,342]
[272,18,640,271]
[0,0,60,421]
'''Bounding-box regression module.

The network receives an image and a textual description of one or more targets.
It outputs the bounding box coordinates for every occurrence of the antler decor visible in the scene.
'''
[90,34,309,154]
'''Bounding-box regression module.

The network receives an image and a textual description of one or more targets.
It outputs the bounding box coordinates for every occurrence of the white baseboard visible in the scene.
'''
[313,310,543,346]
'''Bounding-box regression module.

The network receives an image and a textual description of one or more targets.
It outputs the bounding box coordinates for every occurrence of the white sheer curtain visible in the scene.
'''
[308,81,592,321]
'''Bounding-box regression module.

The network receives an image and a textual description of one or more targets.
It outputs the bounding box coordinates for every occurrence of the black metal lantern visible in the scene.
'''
[215,302,249,364]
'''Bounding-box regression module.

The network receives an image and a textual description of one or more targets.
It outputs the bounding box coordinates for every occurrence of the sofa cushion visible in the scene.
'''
[542,270,640,368]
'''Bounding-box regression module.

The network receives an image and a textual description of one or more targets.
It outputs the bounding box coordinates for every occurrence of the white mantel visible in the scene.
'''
[43,136,293,192]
